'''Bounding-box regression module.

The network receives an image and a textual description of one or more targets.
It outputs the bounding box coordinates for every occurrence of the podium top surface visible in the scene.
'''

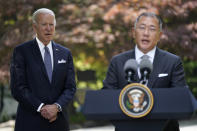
[83,88,197,120]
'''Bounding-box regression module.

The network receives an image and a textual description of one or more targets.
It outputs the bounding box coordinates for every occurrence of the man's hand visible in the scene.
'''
[40,104,59,122]
[49,115,57,123]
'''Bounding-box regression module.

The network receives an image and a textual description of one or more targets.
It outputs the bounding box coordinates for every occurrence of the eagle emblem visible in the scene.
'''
[127,89,147,112]
[119,83,154,118]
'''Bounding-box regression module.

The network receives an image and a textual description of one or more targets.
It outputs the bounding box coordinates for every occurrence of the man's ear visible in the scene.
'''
[158,31,162,40]
[131,27,136,43]
[159,31,163,38]
[32,23,36,32]
[132,28,135,37]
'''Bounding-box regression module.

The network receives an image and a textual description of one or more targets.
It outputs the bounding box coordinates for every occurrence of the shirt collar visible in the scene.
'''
[36,37,52,51]
[135,46,156,61]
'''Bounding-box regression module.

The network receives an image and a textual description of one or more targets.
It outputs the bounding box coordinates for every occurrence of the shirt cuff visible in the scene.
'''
[37,103,44,112]
[54,103,62,112]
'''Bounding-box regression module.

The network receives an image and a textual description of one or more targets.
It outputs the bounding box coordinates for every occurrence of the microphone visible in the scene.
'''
[124,59,138,84]
[139,57,153,85]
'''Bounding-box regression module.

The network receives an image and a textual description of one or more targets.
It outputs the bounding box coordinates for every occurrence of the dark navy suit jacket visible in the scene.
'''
[10,39,76,131]
[103,47,187,131]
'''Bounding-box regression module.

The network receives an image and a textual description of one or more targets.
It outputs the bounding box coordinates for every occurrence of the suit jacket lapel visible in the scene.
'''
[51,42,58,84]
[130,49,140,82]
[130,50,135,59]
[147,47,163,88]
[31,39,50,82]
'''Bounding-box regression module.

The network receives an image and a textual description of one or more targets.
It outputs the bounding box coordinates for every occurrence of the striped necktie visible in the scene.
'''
[44,46,52,82]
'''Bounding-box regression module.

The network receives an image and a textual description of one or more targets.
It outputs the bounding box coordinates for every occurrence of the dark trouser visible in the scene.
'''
[163,120,180,131]
[114,119,179,131]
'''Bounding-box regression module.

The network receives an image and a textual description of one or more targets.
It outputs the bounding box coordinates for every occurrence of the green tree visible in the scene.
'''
[0,0,197,108]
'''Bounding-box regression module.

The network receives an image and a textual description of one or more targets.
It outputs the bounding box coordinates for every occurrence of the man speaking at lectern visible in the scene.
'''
[103,12,188,131]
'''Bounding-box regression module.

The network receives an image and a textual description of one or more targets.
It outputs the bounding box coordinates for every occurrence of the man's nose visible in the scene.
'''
[46,24,51,31]
[143,28,149,36]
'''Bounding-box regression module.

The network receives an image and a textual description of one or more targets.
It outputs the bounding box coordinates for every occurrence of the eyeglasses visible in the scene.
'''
[137,25,159,33]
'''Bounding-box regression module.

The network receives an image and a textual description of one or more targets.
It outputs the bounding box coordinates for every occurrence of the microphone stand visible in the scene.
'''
[140,70,148,86]
[126,71,133,84]
[126,71,137,84]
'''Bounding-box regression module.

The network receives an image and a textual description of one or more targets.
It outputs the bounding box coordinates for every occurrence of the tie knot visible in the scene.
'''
[141,55,149,60]
[44,46,50,53]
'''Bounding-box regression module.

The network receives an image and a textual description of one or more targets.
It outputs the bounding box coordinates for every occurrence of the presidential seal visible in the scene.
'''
[119,83,154,118]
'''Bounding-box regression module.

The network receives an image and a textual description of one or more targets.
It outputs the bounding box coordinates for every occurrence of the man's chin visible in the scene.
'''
[139,44,149,49]
[41,39,52,45]
[139,46,151,53]
[44,38,52,42]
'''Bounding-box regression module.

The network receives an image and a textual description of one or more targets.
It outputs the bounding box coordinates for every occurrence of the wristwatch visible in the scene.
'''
[54,103,62,112]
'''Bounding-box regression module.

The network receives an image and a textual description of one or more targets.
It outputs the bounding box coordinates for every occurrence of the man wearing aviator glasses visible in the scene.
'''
[103,12,188,131]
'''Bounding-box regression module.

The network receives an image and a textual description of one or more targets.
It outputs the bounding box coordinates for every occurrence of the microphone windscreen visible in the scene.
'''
[124,59,138,73]
[139,58,153,73]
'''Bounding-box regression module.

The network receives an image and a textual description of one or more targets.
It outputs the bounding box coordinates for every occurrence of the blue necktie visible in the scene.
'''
[44,46,52,82]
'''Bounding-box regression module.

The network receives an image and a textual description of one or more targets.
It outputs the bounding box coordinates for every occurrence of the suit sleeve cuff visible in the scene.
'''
[54,103,62,112]
[37,103,44,112]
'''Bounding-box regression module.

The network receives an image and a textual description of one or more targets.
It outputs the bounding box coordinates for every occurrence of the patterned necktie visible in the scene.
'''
[44,46,52,82]
[141,54,149,60]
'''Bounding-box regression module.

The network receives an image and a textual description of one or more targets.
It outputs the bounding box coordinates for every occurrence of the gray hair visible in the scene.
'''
[134,12,162,31]
[32,8,56,26]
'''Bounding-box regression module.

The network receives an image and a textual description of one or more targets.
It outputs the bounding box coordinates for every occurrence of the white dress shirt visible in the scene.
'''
[135,46,156,79]
[135,45,156,64]
[36,37,54,69]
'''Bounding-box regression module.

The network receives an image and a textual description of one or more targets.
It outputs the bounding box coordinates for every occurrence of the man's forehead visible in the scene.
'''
[137,16,159,26]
